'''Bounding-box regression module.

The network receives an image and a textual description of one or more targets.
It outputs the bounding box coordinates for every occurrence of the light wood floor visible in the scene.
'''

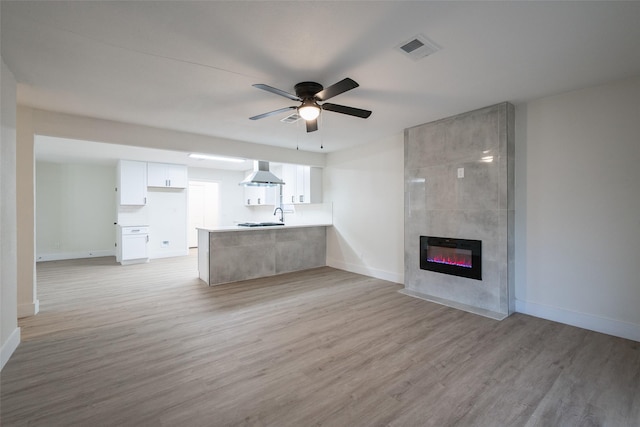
[2,252,639,426]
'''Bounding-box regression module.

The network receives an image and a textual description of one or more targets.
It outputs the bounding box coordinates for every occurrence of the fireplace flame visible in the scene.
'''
[427,254,472,268]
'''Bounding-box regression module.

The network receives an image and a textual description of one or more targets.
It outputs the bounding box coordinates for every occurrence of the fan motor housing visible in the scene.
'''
[294,82,323,99]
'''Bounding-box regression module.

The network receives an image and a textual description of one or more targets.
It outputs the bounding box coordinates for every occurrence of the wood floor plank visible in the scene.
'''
[1,252,639,426]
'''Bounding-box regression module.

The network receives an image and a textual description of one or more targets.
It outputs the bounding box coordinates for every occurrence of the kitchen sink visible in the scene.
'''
[237,222,285,227]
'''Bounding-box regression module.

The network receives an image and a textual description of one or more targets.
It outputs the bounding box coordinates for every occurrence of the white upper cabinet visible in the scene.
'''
[147,162,188,188]
[243,170,278,206]
[281,165,322,204]
[295,166,310,203]
[117,160,147,206]
[244,186,277,206]
[281,164,297,205]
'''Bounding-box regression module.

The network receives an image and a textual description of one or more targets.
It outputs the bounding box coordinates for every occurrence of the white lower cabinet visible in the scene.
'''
[117,226,149,265]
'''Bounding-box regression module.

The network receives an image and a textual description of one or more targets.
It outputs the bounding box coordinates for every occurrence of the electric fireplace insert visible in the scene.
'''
[420,236,482,280]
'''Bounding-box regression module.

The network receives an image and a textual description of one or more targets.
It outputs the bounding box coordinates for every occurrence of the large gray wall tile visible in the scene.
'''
[404,103,514,318]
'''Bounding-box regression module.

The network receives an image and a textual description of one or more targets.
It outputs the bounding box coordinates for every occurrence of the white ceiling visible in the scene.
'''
[3,1,640,160]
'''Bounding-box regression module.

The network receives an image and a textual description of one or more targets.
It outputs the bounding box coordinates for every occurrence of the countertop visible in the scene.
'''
[197,223,332,233]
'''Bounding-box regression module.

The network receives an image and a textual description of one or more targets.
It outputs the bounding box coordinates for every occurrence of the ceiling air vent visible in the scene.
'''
[395,34,441,60]
[281,113,302,123]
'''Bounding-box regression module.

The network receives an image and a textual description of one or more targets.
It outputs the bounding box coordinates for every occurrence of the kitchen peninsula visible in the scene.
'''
[197,224,330,286]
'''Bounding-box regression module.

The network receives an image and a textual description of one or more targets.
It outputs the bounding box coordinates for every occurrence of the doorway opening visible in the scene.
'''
[188,181,220,248]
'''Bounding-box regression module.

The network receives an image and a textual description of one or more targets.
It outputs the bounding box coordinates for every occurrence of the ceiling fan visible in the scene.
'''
[249,78,372,132]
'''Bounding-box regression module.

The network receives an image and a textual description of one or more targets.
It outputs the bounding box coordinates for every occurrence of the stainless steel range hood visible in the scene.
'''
[239,161,284,187]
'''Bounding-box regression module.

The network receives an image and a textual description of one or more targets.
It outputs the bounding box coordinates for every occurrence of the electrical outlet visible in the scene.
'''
[161,241,169,248]
[457,168,464,178]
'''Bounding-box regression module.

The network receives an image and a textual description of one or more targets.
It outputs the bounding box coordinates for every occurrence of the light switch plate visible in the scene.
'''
[457,168,464,178]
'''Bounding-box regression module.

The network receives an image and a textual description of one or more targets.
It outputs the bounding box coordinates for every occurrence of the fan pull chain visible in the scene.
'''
[296,115,301,150]
[319,112,324,149]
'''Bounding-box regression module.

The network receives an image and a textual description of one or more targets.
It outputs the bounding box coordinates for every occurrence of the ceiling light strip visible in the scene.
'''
[188,153,246,163]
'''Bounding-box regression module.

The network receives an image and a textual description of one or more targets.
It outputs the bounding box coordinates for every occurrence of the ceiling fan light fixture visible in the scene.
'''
[298,101,320,121]
[250,78,371,134]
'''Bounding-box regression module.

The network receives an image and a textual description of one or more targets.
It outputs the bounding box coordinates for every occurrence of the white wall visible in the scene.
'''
[324,133,404,284]
[1,57,20,370]
[36,162,117,261]
[16,107,37,317]
[515,75,640,341]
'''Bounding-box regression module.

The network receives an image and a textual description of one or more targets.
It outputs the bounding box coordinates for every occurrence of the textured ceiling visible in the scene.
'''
[3,1,640,156]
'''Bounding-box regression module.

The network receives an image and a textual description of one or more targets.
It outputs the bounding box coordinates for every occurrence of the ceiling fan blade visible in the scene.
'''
[315,78,359,101]
[249,106,297,120]
[306,118,318,133]
[321,103,372,119]
[253,84,301,101]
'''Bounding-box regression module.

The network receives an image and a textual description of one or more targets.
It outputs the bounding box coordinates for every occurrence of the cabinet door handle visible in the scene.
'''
[146,235,149,243]
[144,197,147,205]
[131,229,140,233]
[292,196,295,203]
[257,198,261,205]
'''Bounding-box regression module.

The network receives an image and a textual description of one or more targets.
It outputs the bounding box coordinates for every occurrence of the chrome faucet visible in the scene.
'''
[273,207,284,223]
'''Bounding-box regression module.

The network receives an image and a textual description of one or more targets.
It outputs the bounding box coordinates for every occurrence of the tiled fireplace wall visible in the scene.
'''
[403,103,514,319]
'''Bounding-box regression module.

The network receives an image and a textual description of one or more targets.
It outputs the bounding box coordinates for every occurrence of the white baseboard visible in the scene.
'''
[18,300,40,318]
[150,249,190,260]
[1,327,21,371]
[119,257,149,266]
[516,299,640,342]
[36,249,191,263]
[36,249,115,262]
[327,258,404,284]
